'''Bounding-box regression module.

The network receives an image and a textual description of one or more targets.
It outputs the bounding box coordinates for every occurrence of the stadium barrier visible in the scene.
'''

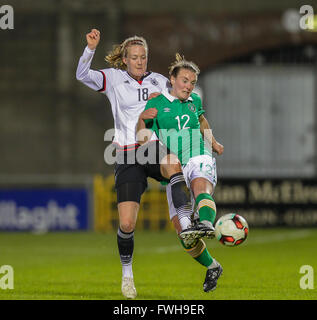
[1,176,317,232]
[214,179,317,227]
[94,175,174,232]
[0,189,89,232]
[94,176,317,230]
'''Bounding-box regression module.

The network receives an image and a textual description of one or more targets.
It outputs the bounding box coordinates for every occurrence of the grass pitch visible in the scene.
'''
[0,229,316,300]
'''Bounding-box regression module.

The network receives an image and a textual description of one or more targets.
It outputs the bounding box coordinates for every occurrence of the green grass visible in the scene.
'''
[0,229,316,300]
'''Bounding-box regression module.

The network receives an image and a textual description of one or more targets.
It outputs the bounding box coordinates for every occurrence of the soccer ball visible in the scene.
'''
[215,213,249,246]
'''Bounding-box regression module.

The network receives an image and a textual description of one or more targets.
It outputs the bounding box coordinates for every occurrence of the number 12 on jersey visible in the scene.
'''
[175,115,190,130]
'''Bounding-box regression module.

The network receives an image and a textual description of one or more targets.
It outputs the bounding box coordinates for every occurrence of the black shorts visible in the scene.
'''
[114,141,170,203]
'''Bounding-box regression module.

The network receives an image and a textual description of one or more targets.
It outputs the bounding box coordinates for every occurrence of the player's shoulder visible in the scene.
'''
[190,92,203,108]
[147,72,169,86]
[149,71,168,80]
[98,68,131,88]
[98,67,124,78]
[190,92,202,102]
[146,93,166,107]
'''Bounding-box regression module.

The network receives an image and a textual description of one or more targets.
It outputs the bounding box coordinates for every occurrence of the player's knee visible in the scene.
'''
[192,178,214,197]
[170,162,182,175]
[120,221,135,233]
[160,155,181,178]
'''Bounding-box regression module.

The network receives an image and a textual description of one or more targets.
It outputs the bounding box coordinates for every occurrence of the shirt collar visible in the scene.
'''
[162,89,193,102]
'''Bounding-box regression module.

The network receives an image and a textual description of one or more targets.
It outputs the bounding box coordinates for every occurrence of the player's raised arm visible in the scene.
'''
[86,29,100,50]
[199,114,224,155]
[76,29,104,91]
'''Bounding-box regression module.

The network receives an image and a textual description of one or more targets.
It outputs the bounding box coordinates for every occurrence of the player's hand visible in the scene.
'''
[148,92,160,100]
[86,29,100,50]
[213,141,224,155]
[140,108,158,120]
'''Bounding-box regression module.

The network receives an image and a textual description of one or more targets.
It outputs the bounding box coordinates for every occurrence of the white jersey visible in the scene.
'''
[76,46,169,150]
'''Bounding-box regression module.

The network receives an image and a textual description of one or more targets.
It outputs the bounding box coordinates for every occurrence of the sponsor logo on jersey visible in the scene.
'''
[163,108,171,113]
[124,80,130,84]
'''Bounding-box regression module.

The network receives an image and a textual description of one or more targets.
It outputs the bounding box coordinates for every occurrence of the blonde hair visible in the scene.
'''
[105,36,148,70]
[169,53,200,77]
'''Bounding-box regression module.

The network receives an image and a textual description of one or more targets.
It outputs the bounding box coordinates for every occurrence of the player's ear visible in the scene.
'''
[170,76,175,86]
[122,56,127,66]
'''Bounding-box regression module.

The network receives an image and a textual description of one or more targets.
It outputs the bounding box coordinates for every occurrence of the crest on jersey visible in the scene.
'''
[150,78,159,86]
[188,103,196,113]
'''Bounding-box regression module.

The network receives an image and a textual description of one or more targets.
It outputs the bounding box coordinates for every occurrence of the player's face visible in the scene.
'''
[170,68,197,101]
[123,45,148,80]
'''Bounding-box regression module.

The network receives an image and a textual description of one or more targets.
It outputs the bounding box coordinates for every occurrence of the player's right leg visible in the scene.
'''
[115,163,147,299]
[143,141,193,230]
[179,155,217,242]
[160,153,192,230]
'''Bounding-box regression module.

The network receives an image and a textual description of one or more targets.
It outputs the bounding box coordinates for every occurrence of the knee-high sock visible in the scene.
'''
[170,172,192,230]
[195,193,216,224]
[117,228,134,277]
[180,238,213,268]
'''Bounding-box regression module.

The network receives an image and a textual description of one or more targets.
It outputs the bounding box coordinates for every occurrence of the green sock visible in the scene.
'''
[194,246,213,267]
[180,238,213,268]
[195,193,216,224]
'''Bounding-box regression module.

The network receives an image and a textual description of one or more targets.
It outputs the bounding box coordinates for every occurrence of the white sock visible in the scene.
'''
[201,220,213,228]
[179,216,191,230]
[122,264,133,278]
[208,259,219,269]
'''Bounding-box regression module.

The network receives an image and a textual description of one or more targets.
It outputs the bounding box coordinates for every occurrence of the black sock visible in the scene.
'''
[169,172,192,223]
[117,228,134,266]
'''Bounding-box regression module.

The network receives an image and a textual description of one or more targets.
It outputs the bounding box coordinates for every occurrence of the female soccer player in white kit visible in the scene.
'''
[76,29,193,299]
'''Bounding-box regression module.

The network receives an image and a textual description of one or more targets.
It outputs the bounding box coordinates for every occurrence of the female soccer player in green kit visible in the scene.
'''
[137,54,224,292]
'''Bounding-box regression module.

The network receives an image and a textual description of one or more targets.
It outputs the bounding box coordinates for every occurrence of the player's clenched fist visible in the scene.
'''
[86,29,100,50]
[140,108,158,120]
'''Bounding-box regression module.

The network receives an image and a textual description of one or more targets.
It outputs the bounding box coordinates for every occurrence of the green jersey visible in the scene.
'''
[144,90,212,165]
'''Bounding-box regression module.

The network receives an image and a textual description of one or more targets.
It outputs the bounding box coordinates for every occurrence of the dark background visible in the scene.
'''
[1,0,316,177]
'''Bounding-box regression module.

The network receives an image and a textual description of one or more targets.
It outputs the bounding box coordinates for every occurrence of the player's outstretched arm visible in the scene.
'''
[199,115,224,155]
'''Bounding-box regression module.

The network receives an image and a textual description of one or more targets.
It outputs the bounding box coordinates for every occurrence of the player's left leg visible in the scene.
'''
[177,233,223,292]
[170,191,223,292]
[117,200,139,299]
[115,163,148,299]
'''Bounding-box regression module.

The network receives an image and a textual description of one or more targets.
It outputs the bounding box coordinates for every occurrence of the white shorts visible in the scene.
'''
[166,155,217,220]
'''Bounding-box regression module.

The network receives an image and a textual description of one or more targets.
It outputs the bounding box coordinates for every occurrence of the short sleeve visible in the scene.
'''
[192,93,205,117]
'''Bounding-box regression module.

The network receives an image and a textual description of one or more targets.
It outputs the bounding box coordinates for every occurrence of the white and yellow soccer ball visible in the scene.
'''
[215,213,249,246]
